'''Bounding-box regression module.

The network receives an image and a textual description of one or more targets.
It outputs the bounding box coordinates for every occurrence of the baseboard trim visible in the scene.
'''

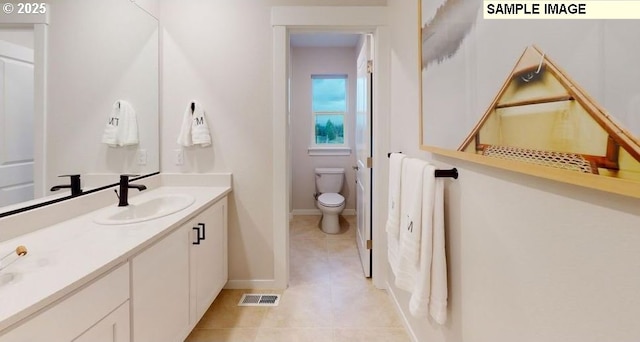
[291,209,321,216]
[224,279,284,290]
[387,280,419,342]
[291,209,356,216]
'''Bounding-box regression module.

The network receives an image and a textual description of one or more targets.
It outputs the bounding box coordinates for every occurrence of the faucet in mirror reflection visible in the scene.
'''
[50,174,82,196]
[101,100,139,147]
[177,100,211,147]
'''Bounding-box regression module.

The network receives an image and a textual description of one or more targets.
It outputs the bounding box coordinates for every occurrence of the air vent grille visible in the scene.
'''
[238,294,280,307]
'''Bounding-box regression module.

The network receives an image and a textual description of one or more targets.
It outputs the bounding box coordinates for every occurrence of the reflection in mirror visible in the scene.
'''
[0,25,34,207]
[420,2,640,194]
[0,0,159,215]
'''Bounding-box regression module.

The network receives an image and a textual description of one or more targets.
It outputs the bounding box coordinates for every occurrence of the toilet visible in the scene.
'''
[315,168,346,234]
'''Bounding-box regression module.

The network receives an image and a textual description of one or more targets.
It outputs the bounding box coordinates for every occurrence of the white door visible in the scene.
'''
[355,35,373,277]
[0,40,34,207]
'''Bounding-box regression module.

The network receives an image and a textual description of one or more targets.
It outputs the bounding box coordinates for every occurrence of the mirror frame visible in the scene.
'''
[0,172,159,218]
[417,0,640,199]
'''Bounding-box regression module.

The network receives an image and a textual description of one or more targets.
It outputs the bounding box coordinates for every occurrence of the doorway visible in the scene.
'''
[288,32,371,278]
[272,5,390,290]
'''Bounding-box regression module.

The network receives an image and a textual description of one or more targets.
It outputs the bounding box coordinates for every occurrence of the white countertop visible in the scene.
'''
[0,185,231,332]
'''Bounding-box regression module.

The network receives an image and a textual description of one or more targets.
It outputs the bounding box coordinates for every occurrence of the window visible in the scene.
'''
[310,75,349,154]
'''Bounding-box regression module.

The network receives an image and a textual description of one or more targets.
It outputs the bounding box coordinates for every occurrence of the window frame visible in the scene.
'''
[308,74,351,156]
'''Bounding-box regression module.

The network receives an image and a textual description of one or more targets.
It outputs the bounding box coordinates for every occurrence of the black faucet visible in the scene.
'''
[117,174,147,207]
[50,174,82,196]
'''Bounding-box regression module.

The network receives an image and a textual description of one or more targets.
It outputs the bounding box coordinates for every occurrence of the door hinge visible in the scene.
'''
[366,239,373,250]
[366,157,373,168]
[367,60,373,74]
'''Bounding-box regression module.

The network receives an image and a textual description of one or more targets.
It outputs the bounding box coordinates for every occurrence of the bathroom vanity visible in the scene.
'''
[0,174,231,342]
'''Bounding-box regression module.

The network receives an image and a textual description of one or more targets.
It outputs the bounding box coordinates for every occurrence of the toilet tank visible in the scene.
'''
[315,168,345,193]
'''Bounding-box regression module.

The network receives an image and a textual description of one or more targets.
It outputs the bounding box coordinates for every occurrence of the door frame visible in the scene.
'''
[0,12,49,198]
[271,6,390,289]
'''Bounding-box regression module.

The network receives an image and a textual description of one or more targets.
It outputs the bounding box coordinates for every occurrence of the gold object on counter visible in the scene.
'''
[0,245,28,271]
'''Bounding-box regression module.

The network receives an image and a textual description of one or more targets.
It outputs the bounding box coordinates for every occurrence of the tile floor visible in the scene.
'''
[185,215,410,342]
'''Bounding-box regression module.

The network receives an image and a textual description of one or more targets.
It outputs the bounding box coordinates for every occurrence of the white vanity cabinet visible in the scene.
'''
[131,225,191,342]
[189,197,228,323]
[0,263,130,342]
[130,195,228,341]
[0,190,230,342]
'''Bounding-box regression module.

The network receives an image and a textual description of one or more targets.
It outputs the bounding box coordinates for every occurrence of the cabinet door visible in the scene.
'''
[132,226,190,342]
[190,197,228,321]
[0,263,129,342]
[73,301,130,342]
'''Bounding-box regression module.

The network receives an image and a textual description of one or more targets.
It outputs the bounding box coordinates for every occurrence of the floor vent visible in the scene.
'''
[238,294,280,307]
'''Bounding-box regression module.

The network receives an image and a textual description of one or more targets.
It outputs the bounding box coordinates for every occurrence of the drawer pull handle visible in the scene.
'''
[192,223,206,245]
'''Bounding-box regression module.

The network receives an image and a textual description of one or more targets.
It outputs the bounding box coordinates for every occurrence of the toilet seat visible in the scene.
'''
[318,193,344,207]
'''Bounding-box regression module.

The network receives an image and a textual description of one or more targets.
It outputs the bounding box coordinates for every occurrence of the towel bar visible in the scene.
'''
[434,168,458,179]
[387,152,458,179]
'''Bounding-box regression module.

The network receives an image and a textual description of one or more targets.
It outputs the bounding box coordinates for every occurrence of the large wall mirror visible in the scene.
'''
[419,0,640,198]
[0,0,159,215]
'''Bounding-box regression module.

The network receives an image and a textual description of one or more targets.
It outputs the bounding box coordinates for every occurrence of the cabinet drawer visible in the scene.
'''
[0,263,130,342]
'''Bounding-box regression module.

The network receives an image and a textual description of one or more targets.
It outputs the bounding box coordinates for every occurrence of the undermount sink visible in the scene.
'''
[93,193,195,225]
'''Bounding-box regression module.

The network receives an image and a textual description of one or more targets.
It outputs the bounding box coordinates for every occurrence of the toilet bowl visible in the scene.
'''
[314,168,346,234]
[316,192,345,234]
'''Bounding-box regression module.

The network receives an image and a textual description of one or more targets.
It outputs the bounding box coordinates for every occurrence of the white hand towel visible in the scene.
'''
[191,101,211,147]
[177,101,211,147]
[119,101,139,146]
[408,164,439,320]
[101,102,120,147]
[386,153,406,273]
[101,100,138,147]
[394,158,428,292]
[177,102,192,147]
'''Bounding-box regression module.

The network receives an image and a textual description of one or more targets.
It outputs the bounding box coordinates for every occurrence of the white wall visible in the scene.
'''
[46,0,159,192]
[388,1,640,342]
[160,0,385,285]
[133,0,159,19]
[291,46,358,212]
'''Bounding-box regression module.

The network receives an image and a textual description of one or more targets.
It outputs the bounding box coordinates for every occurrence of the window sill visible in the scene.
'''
[308,146,352,156]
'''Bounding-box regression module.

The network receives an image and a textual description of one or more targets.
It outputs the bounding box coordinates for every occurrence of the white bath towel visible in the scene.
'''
[177,101,211,147]
[386,153,407,272]
[101,100,139,147]
[428,177,447,324]
[394,158,428,291]
[386,153,406,236]
[408,165,447,324]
